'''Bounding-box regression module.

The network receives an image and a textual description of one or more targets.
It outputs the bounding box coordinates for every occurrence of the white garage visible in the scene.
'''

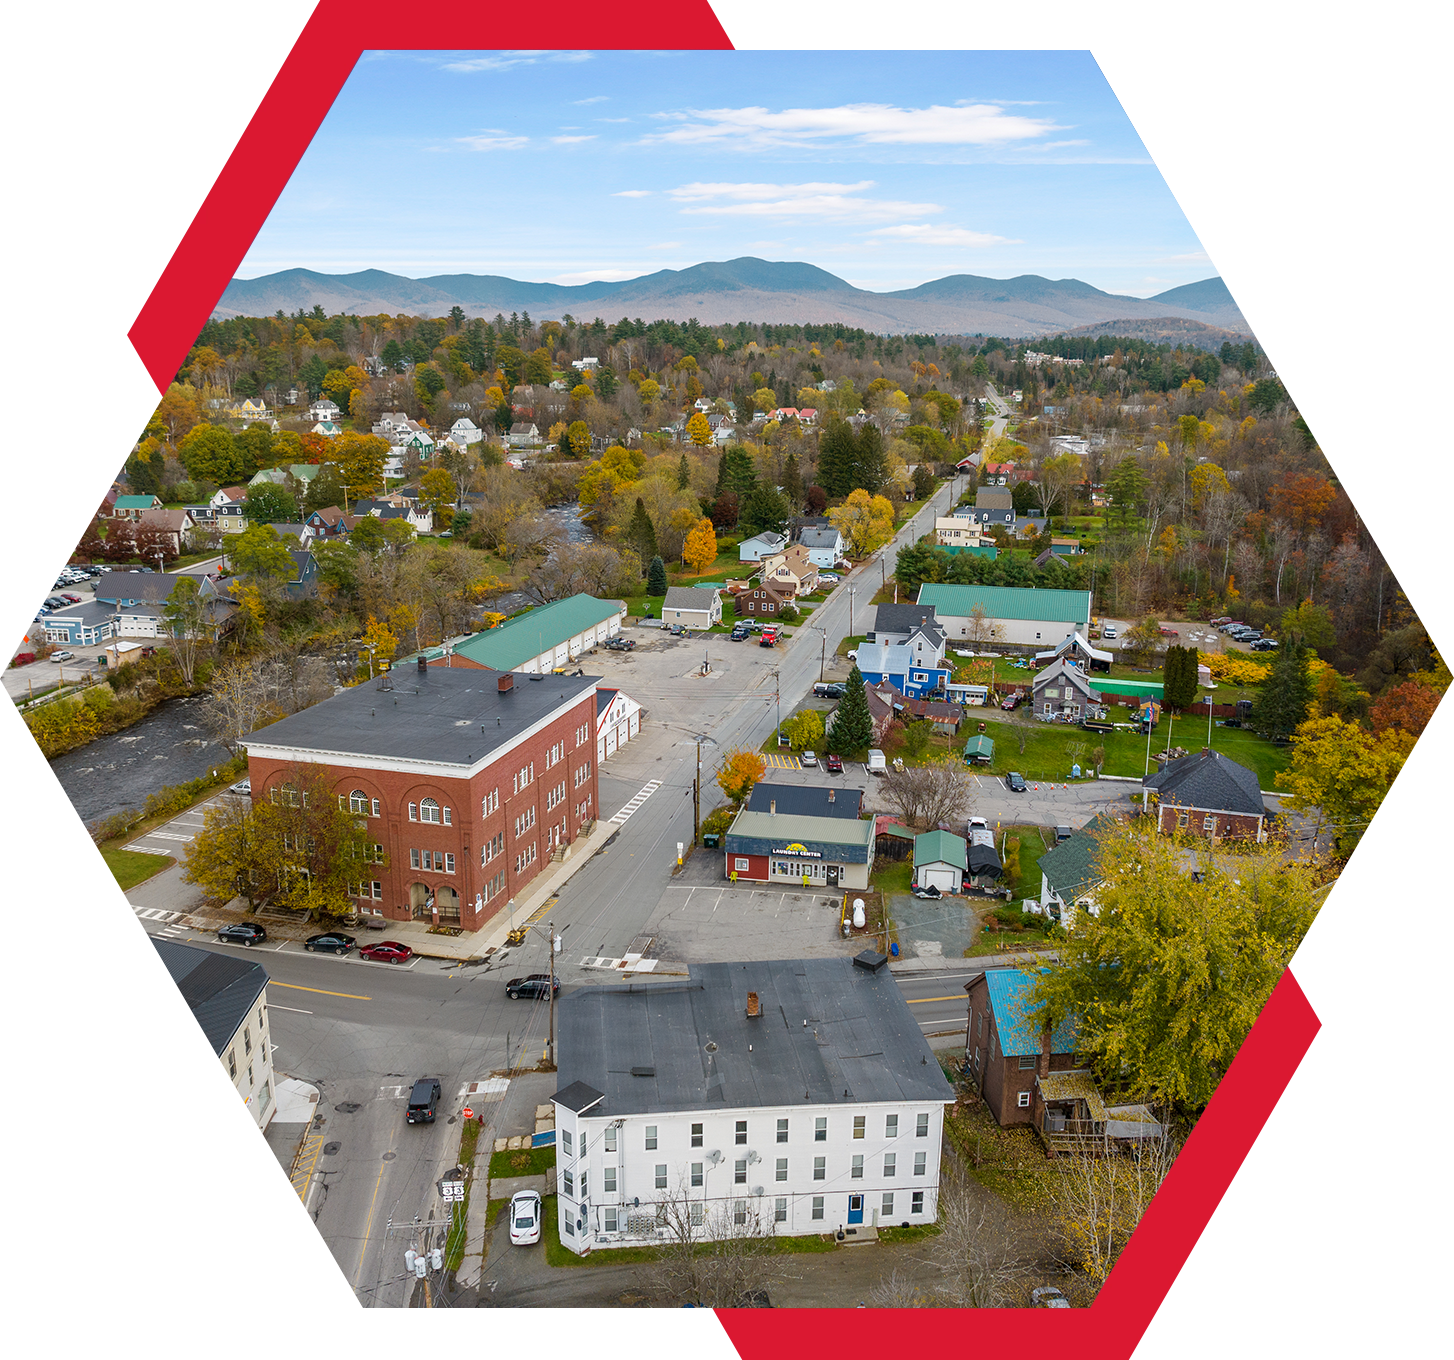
[596,688,642,764]
[914,830,967,893]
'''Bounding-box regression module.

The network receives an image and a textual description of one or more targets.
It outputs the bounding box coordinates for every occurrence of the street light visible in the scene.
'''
[847,585,856,637]
[812,626,827,682]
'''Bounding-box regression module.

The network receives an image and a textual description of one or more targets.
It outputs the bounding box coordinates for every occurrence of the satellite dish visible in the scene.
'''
[747,1149,761,1164]
[706,1150,722,1165]
[752,1186,764,1197]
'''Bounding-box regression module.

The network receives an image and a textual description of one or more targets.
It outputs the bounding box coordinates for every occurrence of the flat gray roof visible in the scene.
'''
[152,939,267,1055]
[554,958,954,1117]
[245,666,598,768]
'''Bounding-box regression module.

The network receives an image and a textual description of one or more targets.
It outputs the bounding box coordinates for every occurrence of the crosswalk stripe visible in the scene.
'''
[609,780,663,824]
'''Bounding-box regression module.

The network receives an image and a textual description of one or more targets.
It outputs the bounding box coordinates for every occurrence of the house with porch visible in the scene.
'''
[968,485,1016,529]
[799,526,846,569]
[759,545,819,598]
[738,532,787,563]
[508,422,540,447]
[1035,813,1119,928]
[110,494,164,520]
[1031,659,1106,721]
[731,582,792,620]
[853,642,951,701]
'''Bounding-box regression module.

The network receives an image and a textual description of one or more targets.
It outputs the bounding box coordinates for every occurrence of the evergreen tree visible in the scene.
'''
[647,555,668,595]
[714,445,757,499]
[1252,644,1313,739]
[628,497,658,565]
[828,663,874,755]
[738,484,791,538]
[852,422,888,494]
[817,415,857,497]
[1162,645,1200,711]
[782,451,805,508]
[677,452,692,490]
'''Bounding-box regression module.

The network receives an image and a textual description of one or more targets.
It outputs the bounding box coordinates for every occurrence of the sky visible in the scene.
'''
[240,50,1214,298]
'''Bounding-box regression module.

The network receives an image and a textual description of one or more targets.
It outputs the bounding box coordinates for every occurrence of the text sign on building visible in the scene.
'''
[774,843,823,858]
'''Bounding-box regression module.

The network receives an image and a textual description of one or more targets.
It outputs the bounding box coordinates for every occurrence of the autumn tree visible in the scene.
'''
[228,524,297,582]
[1278,600,1335,651]
[685,412,713,447]
[782,708,825,752]
[179,424,242,485]
[1276,713,1414,853]
[828,488,895,556]
[627,497,658,565]
[356,614,400,679]
[1369,678,1443,740]
[681,516,718,574]
[880,759,973,830]
[716,747,767,805]
[1030,818,1325,1110]
[419,467,457,526]
[240,483,297,525]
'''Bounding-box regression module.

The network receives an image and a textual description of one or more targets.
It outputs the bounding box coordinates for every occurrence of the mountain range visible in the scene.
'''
[215,257,1248,341]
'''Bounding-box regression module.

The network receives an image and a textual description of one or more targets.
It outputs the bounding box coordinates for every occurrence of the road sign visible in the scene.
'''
[462,1106,473,1120]
[440,1180,465,1202]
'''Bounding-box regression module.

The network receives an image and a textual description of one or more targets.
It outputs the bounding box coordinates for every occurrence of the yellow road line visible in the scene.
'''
[353,1155,392,1288]
[269,980,372,1000]
[905,995,967,1005]
[290,1133,324,1202]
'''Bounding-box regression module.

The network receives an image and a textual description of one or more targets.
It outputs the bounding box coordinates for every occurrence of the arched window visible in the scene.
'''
[419,797,442,824]
[272,783,300,808]
[349,790,369,815]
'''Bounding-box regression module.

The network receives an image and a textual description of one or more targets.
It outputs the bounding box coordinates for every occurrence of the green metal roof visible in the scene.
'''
[114,494,158,509]
[964,734,995,759]
[915,829,968,871]
[1093,678,1164,698]
[1037,813,1120,899]
[448,594,621,670]
[916,583,1092,624]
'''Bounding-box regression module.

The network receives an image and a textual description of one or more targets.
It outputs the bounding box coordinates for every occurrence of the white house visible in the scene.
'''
[1034,814,1115,928]
[738,532,787,563]
[508,422,541,447]
[551,955,954,1253]
[596,687,642,764]
[311,421,342,437]
[916,584,1092,649]
[798,525,845,569]
[662,586,722,630]
[307,399,341,423]
[449,417,483,446]
[571,357,599,372]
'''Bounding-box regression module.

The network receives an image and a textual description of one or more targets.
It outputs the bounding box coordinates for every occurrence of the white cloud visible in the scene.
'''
[441,50,593,73]
[641,102,1063,148]
[456,130,529,151]
[868,223,1018,248]
[1166,250,1212,263]
[612,189,652,198]
[668,181,942,221]
[573,95,609,105]
[596,117,632,124]
[551,135,596,144]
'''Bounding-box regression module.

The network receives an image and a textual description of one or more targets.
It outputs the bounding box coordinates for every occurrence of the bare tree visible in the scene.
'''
[881,760,973,831]
[636,1183,787,1308]
[1050,1118,1179,1288]
[963,604,1003,651]
[202,657,286,755]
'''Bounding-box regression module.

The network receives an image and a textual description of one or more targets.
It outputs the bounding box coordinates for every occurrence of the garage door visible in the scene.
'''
[919,866,957,892]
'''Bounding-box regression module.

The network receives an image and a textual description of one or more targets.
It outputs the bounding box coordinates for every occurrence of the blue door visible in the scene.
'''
[848,1194,864,1225]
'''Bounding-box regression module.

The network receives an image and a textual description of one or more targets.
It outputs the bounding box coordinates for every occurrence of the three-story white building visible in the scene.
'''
[552,954,954,1252]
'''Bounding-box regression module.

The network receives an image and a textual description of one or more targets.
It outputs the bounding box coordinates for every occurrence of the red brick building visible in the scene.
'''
[243,661,600,931]
[963,968,1080,1127]
[1142,747,1267,842]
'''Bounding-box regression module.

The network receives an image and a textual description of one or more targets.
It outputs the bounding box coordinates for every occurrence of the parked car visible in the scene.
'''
[818,572,840,583]
[1251,638,1279,651]
[506,974,559,1000]
[216,922,267,946]
[813,682,845,698]
[1101,625,1118,640]
[359,941,414,964]
[49,651,76,663]
[1209,615,1232,627]
[846,649,859,662]
[603,636,636,651]
[730,626,751,641]
[305,932,356,955]
[406,1077,442,1125]
[510,1189,543,1246]
[1031,1285,1071,1309]
[43,596,68,610]
[228,777,252,796]
[911,883,943,900]
[60,593,82,604]
[999,694,1020,710]
[824,754,844,774]
[800,750,818,767]
[1006,772,1027,792]
[759,634,776,648]
[1157,625,1178,638]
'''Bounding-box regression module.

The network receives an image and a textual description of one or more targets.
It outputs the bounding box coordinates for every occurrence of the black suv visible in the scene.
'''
[216,922,267,946]
[1006,772,1028,793]
[406,1077,442,1124]
[506,974,560,1000]
[813,683,846,699]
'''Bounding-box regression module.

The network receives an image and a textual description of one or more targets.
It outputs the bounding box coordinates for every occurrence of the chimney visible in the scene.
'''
[827,788,836,803]
[746,991,761,1019]
[769,799,776,816]
[497,673,514,694]
[416,656,428,674]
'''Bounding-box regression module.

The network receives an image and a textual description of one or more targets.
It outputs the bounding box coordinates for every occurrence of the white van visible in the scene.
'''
[867,749,886,775]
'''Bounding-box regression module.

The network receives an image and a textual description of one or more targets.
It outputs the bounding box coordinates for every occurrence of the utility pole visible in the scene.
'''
[694,738,701,846]
[547,920,558,1067]
[342,483,352,515]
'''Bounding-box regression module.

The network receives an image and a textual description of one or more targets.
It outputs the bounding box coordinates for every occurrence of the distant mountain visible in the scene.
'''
[1037,316,1252,353]
[215,257,1248,339]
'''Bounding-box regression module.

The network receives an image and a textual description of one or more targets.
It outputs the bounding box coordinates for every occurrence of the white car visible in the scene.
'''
[818,573,840,584]
[1102,625,1118,640]
[49,651,75,663]
[801,750,818,767]
[509,1189,542,1246]
[846,649,858,662]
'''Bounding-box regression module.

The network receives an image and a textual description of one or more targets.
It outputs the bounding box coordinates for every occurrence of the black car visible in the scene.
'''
[43,596,68,610]
[216,922,267,946]
[406,1077,442,1125]
[813,683,846,699]
[305,932,356,955]
[604,636,636,651]
[1251,638,1279,651]
[506,974,560,1000]
[1006,772,1028,792]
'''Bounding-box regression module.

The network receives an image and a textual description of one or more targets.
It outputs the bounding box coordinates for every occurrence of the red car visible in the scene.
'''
[60,593,83,604]
[824,754,844,774]
[1000,694,1020,710]
[1158,625,1178,638]
[359,941,414,964]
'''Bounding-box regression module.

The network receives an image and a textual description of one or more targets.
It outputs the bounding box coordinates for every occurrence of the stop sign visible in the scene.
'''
[462,1106,473,1120]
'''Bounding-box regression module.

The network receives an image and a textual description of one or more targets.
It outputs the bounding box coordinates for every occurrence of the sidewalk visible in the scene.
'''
[889,947,1061,974]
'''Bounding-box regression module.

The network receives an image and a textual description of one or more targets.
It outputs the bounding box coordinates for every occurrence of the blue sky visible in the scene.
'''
[241,50,1213,298]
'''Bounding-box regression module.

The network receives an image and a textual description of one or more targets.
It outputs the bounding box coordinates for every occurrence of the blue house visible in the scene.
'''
[854,641,951,699]
[40,601,116,647]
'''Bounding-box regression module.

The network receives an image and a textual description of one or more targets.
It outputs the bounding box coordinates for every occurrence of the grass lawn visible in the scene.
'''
[97,843,172,1355]
[1000,823,1051,898]
[836,634,868,658]
[944,1092,1064,1215]
[971,715,1289,788]
[488,1145,557,1180]
[871,859,915,896]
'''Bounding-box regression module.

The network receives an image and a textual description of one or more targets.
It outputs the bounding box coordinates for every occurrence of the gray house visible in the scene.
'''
[662,586,722,630]
[969,485,1016,528]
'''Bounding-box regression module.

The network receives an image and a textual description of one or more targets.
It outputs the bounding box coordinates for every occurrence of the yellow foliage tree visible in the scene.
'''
[828,488,896,555]
[716,747,767,805]
[682,516,718,573]
[685,412,712,447]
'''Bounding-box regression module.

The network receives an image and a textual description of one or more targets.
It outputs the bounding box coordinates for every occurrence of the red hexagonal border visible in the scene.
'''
[130,8,1424,1349]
